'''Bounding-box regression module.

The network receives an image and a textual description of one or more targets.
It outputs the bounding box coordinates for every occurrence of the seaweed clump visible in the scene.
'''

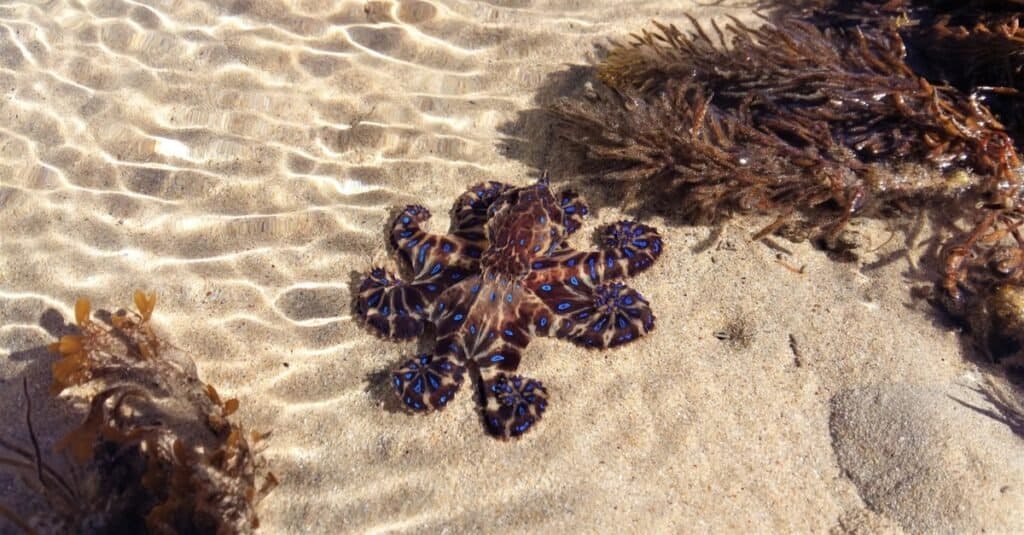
[1,292,276,533]
[776,1,1024,137]
[552,16,1017,238]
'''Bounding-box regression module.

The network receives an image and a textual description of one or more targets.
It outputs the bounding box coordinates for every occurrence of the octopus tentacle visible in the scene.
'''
[528,220,663,285]
[450,181,513,244]
[392,353,466,412]
[433,276,533,361]
[558,189,589,238]
[479,366,548,439]
[527,278,655,348]
[391,205,483,277]
[356,268,431,339]
[359,205,481,338]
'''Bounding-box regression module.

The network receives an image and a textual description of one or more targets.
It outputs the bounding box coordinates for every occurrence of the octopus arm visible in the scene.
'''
[391,205,483,278]
[428,278,548,439]
[391,353,466,412]
[526,277,655,349]
[557,189,589,238]
[432,277,533,365]
[479,365,549,440]
[356,268,434,339]
[530,220,663,285]
[450,181,512,244]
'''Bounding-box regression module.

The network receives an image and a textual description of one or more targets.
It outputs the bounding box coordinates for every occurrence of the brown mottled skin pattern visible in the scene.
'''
[357,175,663,439]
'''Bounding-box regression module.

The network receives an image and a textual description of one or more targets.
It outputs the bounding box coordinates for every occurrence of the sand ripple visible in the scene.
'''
[2,0,1012,532]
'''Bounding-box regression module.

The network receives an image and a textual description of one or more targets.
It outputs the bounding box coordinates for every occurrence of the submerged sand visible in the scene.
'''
[1,0,1022,532]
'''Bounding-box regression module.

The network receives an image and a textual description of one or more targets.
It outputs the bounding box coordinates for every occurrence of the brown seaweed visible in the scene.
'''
[764,2,1024,327]
[768,1,1024,138]
[552,17,1016,241]
[1,292,276,534]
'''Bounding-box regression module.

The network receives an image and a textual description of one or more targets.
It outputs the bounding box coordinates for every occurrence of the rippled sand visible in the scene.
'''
[2,1,1023,532]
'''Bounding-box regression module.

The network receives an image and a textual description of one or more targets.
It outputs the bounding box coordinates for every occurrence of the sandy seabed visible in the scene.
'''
[1,0,1023,533]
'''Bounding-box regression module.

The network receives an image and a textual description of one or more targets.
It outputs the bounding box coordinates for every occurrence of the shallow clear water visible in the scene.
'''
[0,1,988,532]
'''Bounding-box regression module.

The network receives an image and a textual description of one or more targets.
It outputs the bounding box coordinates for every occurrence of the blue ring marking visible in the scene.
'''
[538,316,549,327]
[503,328,514,337]
[490,354,505,363]
[417,243,430,265]
[540,284,552,292]
[453,313,465,322]
[519,238,526,246]
[606,256,614,268]
[539,215,546,224]
[428,374,441,391]
[366,293,381,307]
[401,216,411,224]
[419,355,430,364]
[406,238,419,248]
[564,205,576,213]
[622,296,634,305]
[593,316,609,332]
[623,248,635,258]
[381,305,390,317]
[471,283,481,293]
[451,271,462,280]
[588,257,597,280]
[490,291,497,301]
[652,240,661,253]
[506,293,513,303]
[442,242,453,253]
[533,244,542,252]
[569,276,579,286]
[400,230,413,238]
[633,239,648,248]
[557,302,571,311]
[430,263,442,276]
[567,258,577,267]
[412,377,424,394]
[404,372,415,380]
[469,324,477,335]
[393,376,402,390]
[426,284,438,292]
[617,316,628,329]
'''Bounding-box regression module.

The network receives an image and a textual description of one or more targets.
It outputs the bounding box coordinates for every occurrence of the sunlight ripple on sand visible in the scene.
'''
[4,0,1020,533]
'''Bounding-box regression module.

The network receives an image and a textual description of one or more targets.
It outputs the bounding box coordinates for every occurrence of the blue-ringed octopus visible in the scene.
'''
[356,175,663,439]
